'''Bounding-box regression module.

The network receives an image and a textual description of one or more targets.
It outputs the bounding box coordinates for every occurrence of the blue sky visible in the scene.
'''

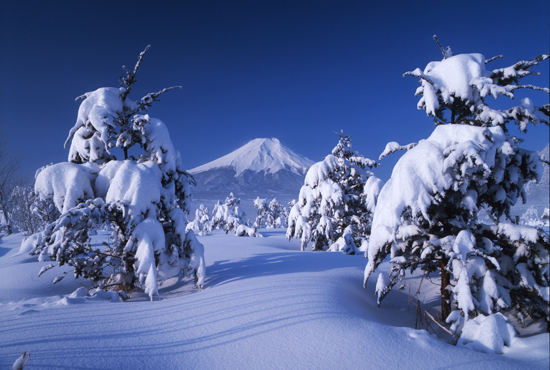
[1,0,549,181]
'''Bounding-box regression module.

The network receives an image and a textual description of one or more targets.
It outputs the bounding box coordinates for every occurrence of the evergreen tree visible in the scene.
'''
[266,198,286,228]
[365,37,549,332]
[187,204,213,236]
[254,197,287,229]
[22,47,205,300]
[211,192,248,234]
[287,131,379,253]
[253,197,268,228]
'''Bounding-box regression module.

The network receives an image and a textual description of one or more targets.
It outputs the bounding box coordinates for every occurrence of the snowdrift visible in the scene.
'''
[1,231,548,369]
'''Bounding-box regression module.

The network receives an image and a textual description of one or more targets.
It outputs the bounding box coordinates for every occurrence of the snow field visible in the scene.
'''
[1,230,548,369]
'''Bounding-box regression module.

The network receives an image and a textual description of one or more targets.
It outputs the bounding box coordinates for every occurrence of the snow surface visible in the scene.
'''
[189,138,314,177]
[1,231,548,369]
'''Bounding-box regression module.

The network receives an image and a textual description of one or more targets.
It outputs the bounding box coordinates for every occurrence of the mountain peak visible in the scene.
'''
[189,138,314,177]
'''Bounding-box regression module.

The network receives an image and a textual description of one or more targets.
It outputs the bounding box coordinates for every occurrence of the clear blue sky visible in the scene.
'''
[1,0,549,181]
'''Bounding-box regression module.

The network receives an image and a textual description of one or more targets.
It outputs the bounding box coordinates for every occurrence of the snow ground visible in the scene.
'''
[1,230,548,369]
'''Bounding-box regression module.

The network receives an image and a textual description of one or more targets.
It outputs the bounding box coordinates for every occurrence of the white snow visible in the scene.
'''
[105,160,161,222]
[457,313,517,354]
[64,87,137,149]
[189,138,314,177]
[1,231,548,369]
[34,162,98,214]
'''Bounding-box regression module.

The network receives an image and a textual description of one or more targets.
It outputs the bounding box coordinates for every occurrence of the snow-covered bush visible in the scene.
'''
[235,224,258,237]
[287,131,380,253]
[254,197,287,229]
[187,204,212,236]
[456,313,517,354]
[364,38,549,332]
[22,47,205,300]
[211,193,248,234]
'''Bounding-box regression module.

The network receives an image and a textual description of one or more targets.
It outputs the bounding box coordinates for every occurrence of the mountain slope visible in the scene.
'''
[190,138,313,177]
[189,138,315,202]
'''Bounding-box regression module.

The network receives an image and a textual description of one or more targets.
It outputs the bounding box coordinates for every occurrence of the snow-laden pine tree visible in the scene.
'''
[364,37,549,331]
[519,206,546,228]
[253,197,268,228]
[187,204,212,236]
[21,46,206,300]
[254,197,287,229]
[267,198,287,228]
[287,131,380,253]
[211,192,248,234]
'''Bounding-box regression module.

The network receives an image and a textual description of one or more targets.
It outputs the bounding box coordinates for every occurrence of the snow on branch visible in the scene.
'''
[379,141,417,160]
[490,53,550,86]
[485,55,503,64]
[137,86,182,112]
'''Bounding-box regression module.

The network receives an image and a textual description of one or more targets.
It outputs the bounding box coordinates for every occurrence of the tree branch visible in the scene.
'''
[433,35,447,59]
[120,45,152,101]
[485,55,504,64]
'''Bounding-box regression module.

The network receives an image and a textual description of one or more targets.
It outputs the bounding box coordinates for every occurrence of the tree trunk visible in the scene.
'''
[440,260,451,320]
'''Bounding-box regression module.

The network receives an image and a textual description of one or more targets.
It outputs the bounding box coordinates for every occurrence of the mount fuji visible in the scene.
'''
[189,138,315,205]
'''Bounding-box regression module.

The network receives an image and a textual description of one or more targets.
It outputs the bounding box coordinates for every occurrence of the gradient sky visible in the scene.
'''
[1,0,549,182]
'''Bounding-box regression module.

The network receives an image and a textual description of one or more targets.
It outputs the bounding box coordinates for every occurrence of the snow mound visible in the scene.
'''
[189,138,314,177]
[458,313,516,354]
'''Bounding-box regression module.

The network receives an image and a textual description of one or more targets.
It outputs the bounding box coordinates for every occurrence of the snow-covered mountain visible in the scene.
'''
[189,138,315,203]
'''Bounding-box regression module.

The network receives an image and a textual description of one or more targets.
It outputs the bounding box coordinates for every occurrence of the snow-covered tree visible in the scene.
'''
[253,197,268,228]
[211,192,248,234]
[287,131,380,253]
[365,38,549,331]
[519,206,545,227]
[267,198,287,228]
[187,204,212,236]
[21,46,205,300]
[254,197,287,229]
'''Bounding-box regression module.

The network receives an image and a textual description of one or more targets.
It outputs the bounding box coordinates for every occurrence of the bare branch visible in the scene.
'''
[120,45,152,101]
[485,55,503,64]
[433,35,447,59]
[425,311,457,337]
